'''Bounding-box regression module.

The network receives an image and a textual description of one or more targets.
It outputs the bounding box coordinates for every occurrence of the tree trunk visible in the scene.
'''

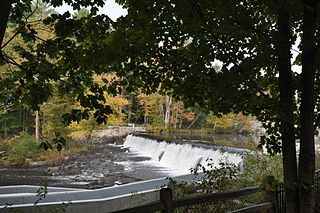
[187,112,202,129]
[164,95,172,127]
[277,1,299,212]
[159,103,164,125]
[35,111,40,141]
[173,112,178,129]
[0,0,11,47]
[144,113,148,124]
[298,0,318,212]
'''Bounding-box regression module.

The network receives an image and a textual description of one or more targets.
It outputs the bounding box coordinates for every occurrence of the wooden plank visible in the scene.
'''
[228,202,273,213]
[173,186,261,208]
[160,188,173,213]
[112,186,262,213]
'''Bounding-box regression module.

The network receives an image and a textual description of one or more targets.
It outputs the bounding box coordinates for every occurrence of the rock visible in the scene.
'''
[29,161,47,167]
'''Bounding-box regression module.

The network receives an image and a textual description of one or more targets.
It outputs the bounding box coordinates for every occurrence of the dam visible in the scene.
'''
[0,134,245,212]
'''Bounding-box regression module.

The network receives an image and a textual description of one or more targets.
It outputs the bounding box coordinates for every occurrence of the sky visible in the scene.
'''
[56,0,128,21]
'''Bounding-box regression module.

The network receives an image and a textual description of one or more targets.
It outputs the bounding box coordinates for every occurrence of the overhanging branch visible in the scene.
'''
[0,0,11,48]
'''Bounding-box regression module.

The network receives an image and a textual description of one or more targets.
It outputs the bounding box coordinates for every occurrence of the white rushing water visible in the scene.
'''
[123,135,243,175]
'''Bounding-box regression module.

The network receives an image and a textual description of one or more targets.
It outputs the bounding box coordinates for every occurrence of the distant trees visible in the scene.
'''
[138,93,197,128]
[208,113,257,134]
[2,1,319,211]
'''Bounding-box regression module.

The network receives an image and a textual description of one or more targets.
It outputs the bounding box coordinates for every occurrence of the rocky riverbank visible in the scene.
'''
[0,127,159,189]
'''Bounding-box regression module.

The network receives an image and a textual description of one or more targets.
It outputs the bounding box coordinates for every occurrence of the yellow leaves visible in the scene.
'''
[105,94,129,111]
[208,113,256,134]
[93,72,120,85]
[138,93,162,116]
[104,94,129,125]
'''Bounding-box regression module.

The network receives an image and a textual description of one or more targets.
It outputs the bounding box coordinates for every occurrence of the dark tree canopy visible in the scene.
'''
[0,0,320,212]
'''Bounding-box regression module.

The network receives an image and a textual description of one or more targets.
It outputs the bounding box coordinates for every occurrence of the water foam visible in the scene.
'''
[123,135,243,174]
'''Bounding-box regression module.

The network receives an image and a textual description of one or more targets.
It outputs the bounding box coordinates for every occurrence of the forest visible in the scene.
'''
[1,0,320,212]
[0,2,258,152]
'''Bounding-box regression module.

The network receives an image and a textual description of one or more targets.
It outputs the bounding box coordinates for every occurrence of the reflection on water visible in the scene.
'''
[138,132,257,149]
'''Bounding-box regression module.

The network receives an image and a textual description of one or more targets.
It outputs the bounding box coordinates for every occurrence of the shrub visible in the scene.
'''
[168,152,283,212]
[9,133,39,158]
[238,151,283,187]
[7,133,39,163]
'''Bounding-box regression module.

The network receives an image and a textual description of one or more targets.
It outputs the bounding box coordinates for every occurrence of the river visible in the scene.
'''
[0,133,251,189]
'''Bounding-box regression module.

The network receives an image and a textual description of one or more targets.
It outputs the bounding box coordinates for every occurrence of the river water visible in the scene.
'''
[0,133,250,189]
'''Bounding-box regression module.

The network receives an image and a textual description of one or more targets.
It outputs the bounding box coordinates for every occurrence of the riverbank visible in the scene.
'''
[0,127,156,189]
[0,140,138,189]
[0,127,263,189]
[0,127,146,166]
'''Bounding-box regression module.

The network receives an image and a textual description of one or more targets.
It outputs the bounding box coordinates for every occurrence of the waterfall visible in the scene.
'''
[123,135,243,174]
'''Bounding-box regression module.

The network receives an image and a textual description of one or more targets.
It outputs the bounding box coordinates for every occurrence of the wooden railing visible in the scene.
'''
[112,184,276,213]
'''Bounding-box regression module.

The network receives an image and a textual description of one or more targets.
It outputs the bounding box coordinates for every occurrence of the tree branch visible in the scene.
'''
[0,0,11,47]
[1,51,24,70]
[1,0,39,50]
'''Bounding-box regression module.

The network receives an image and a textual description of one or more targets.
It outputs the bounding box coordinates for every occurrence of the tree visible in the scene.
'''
[103,1,318,212]
[0,0,11,47]
[73,8,90,19]
[0,1,319,212]
[0,0,111,126]
[104,93,129,125]
[40,95,75,140]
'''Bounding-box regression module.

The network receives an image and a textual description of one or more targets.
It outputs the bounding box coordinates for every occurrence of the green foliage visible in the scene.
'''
[34,169,52,205]
[40,95,75,140]
[1,0,113,125]
[193,160,240,192]
[1,0,318,210]
[9,133,39,157]
[168,152,283,193]
[0,0,316,155]
[52,135,67,151]
[1,132,40,164]
[238,152,283,187]
[0,131,87,165]
[67,117,98,142]
[168,160,240,212]
[0,113,21,136]
[168,158,268,212]
[38,139,53,151]
[0,101,34,138]
[39,131,68,152]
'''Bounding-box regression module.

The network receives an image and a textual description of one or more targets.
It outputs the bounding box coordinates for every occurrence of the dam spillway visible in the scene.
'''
[123,134,244,174]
